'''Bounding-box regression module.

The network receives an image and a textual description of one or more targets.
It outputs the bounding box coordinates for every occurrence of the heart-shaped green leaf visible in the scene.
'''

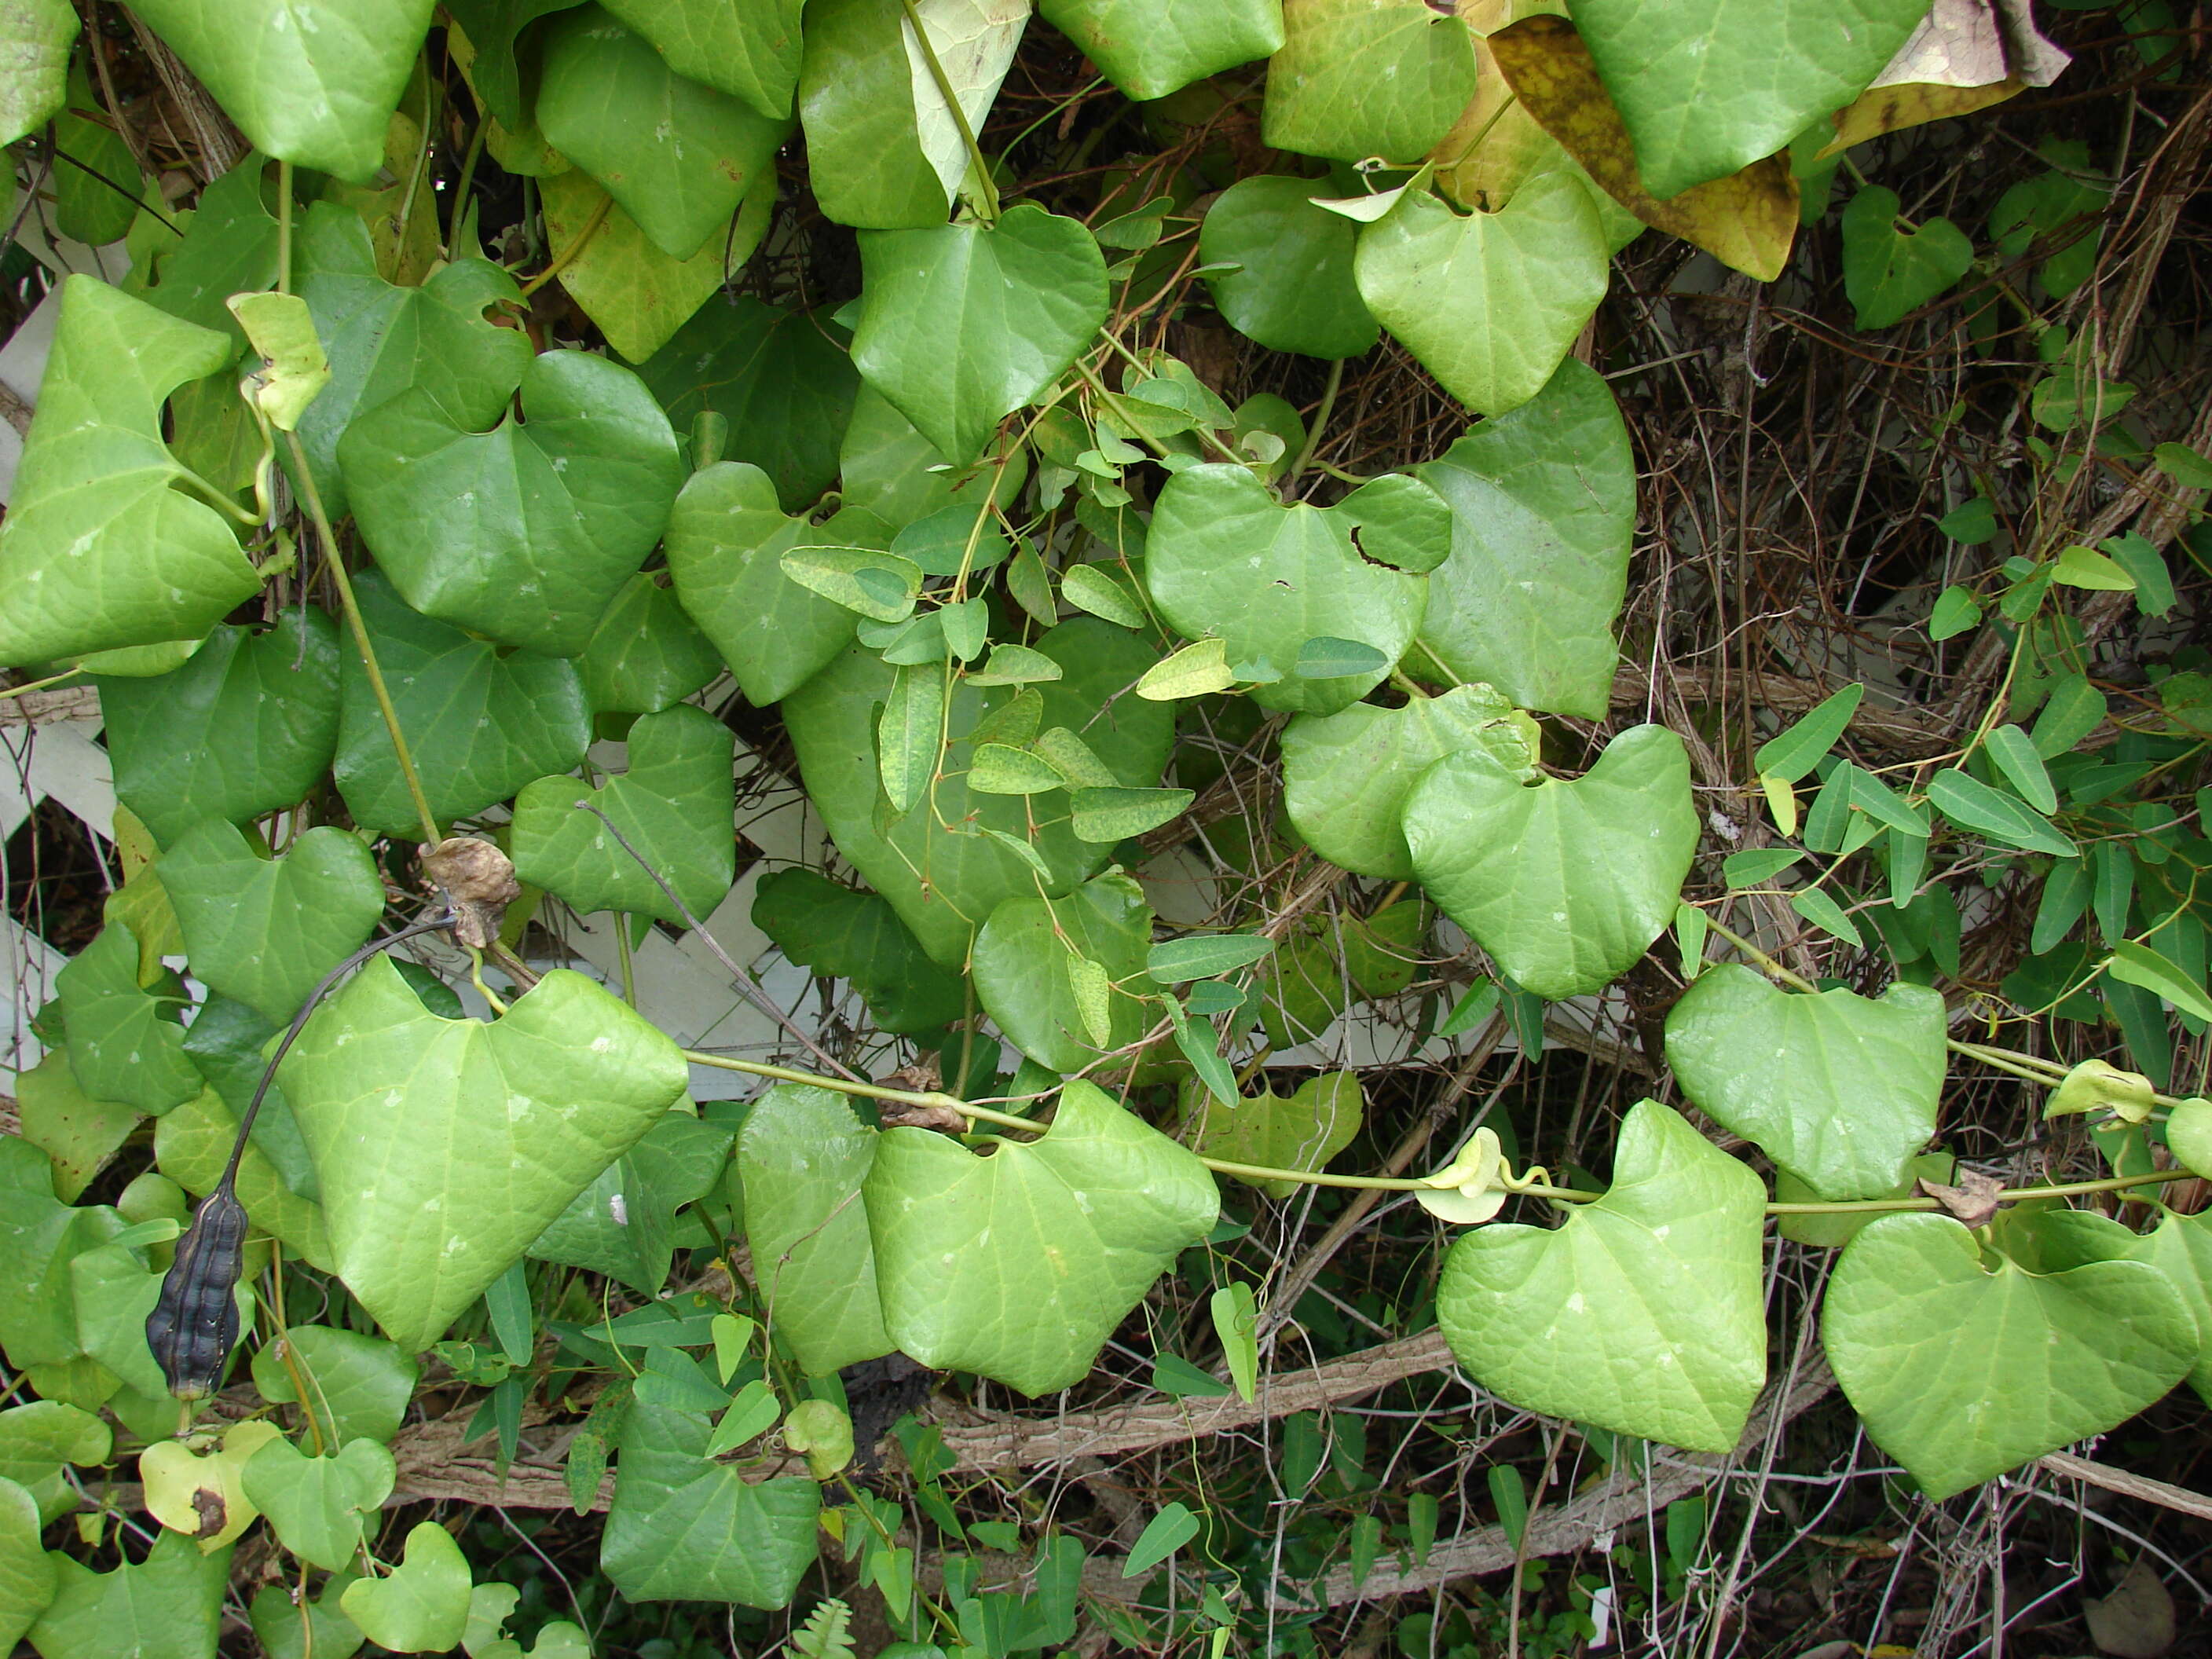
[1840,186,1976,331]
[1146,464,1439,716]
[248,1570,363,1659]
[0,1473,56,1653]
[2122,1207,2212,1405]
[851,203,1108,465]
[665,462,892,705]
[1199,175,1379,360]
[29,1529,228,1659]
[511,704,735,926]
[333,572,591,835]
[56,925,199,1117]
[528,1111,731,1298]
[341,348,686,656]
[0,277,256,665]
[96,612,342,845]
[738,1085,895,1376]
[280,957,690,1350]
[137,156,282,350]
[1665,964,1945,1200]
[1824,1212,2196,1500]
[577,573,723,716]
[601,0,800,117]
[249,1325,418,1448]
[288,203,531,522]
[750,870,965,1035]
[1404,723,1698,1000]
[0,0,72,148]
[0,1400,110,1527]
[1037,0,1283,101]
[127,0,433,181]
[636,298,859,514]
[972,873,1162,1075]
[1571,0,1930,199]
[0,1140,127,1398]
[783,620,1174,965]
[1187,1072,1363,1199]
[339,1520,470,1653]
[540,169,767,365]
[1262,0,1478,162]
[600,1402,821,1606]
[1283,684,1537,879]
[1437,1100,1767,1452]
[240,1435,395,1571]
[1412,358,1635,718]
[1354,173,1610,417]
[535,6,789,260]
[160,822,385,1027]
[865,1079,1219,1395]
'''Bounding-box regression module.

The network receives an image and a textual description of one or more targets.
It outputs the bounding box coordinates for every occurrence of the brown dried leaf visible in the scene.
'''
[421,834,522,948]
[1917,1167,2005,1229]
[1489,15,1797,280]
[1821,0,2069,155]
[877,1099,969,1134]
[2086,1557,2176,1659]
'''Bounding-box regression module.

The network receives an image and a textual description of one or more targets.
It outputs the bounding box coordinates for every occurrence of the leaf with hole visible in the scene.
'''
[0,277,257,665]
[1404,724,1698,1000]
[1147,464,1437,716]
[341,348,686,657]
[972,873,1161,1074]
[511,705,735,926]
[159,822,384,1027]
[1354,174,1609,418]
[1665,964,1945,1199]
[1283,684,1538,879]
[1438,1100,1767,1452]
[280,956,689,1350]
[1412,359,1633,717]
[851,203,1108,465]
[739,1086,895,1377]
[1199,175,1379,359]
[332,571,591,836]
[866,1079,1218,1394]
[1824,1211,2196,1500]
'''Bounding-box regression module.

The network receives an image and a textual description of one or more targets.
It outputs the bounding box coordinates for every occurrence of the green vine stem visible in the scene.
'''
[283,430,441,847]
[679,1048,2201,1218]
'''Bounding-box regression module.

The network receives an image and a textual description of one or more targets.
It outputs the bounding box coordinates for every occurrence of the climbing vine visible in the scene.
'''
[1,1,2210,1654]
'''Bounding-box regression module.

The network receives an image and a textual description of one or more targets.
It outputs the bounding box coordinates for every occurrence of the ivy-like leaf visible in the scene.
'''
[1282,684,1537,879]
[1187,1072,1363,1199]
[240,1436,395,1573]
[1353,173,1610,418]
[340,349,686,657]
[576,573,723,716]
[1200,175,1379,361]
[535,5,789,260]
[247,1325,417,1448]
[0,0,74,147]
[1840,185,1975,331]
[972,873,1162,1074]
[280,957,690,1350]
[0,277,256,665]
[127,0,434,181]
[1146,464,1439,716]
[866,1079,1220,1395]
[851,203,1108,465]
[739,1086,896,1376]
[600,1403,821,1606]
[95,610,341,846]
[1437,1100,1767,1452]
[332,571,591,836]
[1412,359,1634,720]
[601,0,803,118]
[339,1521,470,1653]
[1262,0,1478,163]
[1825,1211,2196,1500]
[1038,0,1281,101]
[55,925,199,1117]
[511,704,736,926]
[0,1471,56,1652]
[29,1529,228,1659]
[1404,724,1698,1000]
[159,822,385,1027]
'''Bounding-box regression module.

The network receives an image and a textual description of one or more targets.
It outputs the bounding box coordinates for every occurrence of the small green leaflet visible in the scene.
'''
[1122,1502,1199,1579]
[1061,562,1146,628]
[1210,1284,1258,1403]
[781,544,922,622]
[1983,725,2056,814]
[1146,935,1275,983]
[1070,786,1193,843]
[2105,940,2212,1024]
[1926,767,2075,856]
[1752,683,1862,782]
[1928,585,1981,640]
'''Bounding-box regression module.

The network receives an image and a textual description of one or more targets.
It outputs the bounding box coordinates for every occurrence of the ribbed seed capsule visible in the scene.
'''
[146,1185,249,1400]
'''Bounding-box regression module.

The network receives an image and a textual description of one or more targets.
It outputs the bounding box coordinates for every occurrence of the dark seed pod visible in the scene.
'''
[146,1184,250,1401]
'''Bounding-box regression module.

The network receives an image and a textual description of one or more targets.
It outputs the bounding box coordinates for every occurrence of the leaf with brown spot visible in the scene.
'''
[1489,15,1798,281]
[1821,0,2070,156]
